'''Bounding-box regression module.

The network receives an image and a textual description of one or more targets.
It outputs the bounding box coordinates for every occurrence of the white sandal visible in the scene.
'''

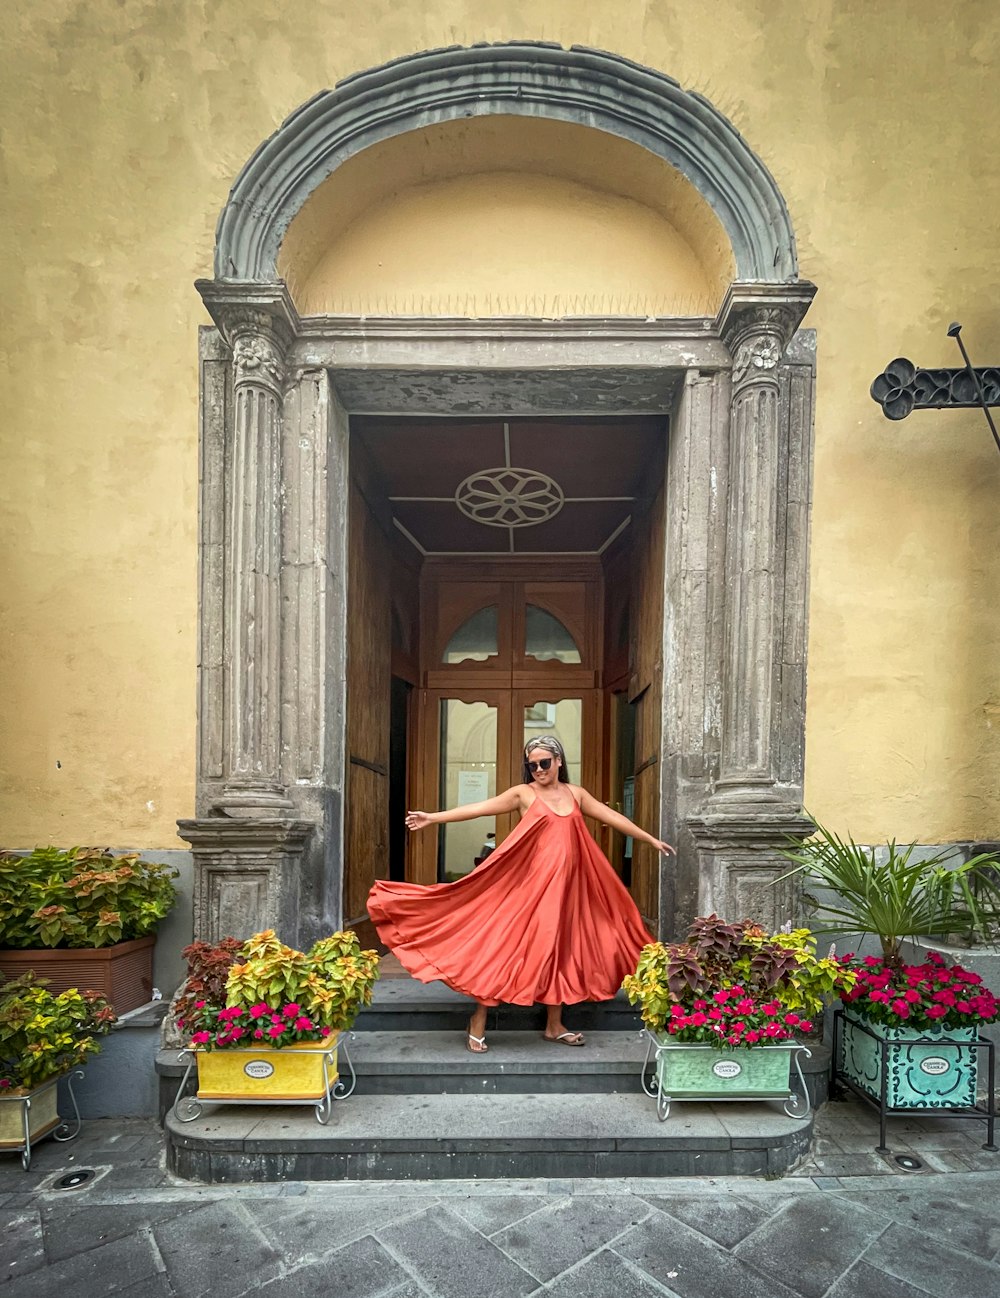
[466,1031,488,1053]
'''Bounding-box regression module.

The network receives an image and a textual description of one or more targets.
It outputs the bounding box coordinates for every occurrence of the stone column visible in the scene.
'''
[713,282,816,803]
[210,287,298,817]
[688,282,817,931]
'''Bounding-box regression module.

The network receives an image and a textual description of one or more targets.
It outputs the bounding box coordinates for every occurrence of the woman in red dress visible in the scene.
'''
[367,735,675,1052]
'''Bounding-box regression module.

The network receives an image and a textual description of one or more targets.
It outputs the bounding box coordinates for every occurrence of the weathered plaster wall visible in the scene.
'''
[2,0,998,847]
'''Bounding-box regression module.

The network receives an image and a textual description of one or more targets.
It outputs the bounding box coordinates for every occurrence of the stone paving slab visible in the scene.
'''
[3,1115,1000,1297]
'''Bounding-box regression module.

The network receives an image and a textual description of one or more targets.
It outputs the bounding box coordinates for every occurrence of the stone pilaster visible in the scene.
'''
[688,282,817,929]
[713,281,816,805]
[197,282,300,818]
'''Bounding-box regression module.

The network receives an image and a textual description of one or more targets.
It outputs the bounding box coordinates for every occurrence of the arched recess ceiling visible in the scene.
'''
[215,43,798,287]
[283,117,732,316]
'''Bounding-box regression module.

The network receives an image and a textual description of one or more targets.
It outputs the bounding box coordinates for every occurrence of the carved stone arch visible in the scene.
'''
[215,43,798,283]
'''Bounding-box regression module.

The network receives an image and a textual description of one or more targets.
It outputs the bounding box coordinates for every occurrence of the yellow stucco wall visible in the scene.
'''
[2,1,999,846]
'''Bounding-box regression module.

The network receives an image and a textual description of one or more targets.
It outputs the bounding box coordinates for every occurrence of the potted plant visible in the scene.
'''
[174,929,379,1118]
[778,823,1000,1140]
[623,915,852,1118]
[0,847,179,1014]
[0,972,115,1167]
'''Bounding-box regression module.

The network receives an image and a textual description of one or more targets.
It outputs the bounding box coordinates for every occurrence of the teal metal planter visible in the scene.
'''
[839,1008,977,1108]
[641,1032,811,1121]
[833,1006,997,1153]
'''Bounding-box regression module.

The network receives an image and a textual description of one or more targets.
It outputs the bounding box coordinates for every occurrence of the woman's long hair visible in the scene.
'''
[522,734,569,784]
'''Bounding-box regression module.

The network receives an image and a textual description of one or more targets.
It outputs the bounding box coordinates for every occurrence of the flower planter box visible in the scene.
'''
[838,1006,978,1109]
[194,1036,341,1102]
[643,1034,811,1120]
[0,1071,83,1170]
[653,1036,795,1097]
[0,1081,60,1150]
[0,936,155,1015]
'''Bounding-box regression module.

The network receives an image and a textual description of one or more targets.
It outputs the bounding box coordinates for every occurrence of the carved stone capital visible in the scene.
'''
[195,279,300,367]
[231,331,287,391]
[716,281,817,389]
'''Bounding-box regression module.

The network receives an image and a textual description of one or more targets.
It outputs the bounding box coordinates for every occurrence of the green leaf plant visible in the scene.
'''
[777,821,1000,971]
[0,847,179,950]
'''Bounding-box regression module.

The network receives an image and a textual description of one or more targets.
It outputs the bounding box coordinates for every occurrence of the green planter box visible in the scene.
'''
[839,1007,978,1109]
[652,1037,796,1099]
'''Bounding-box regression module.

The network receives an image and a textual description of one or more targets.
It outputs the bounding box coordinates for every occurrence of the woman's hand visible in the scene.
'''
[651,838,676,856]
[405,810,434,832]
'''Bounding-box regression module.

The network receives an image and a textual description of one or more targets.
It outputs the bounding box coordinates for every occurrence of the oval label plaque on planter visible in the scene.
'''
[243,1060,276,1080]
[919,1057,950,1076]
[711,1059,743,1080]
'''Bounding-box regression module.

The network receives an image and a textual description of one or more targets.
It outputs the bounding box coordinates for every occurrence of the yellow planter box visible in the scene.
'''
[0,1080,61,1149]
[194,1036,340,1101]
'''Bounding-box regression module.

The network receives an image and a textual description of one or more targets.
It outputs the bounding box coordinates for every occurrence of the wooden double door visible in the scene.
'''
[407,565,602,886]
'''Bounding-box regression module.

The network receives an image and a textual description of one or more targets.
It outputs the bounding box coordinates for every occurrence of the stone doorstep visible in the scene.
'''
[164,1091,814,1182]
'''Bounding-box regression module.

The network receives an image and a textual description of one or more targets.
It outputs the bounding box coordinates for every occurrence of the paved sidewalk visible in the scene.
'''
[2,1100,999,1297]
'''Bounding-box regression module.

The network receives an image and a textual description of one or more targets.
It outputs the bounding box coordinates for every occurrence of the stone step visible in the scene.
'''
[355,979,643,1033]
[346,1029,647,1093]
[165,1090,813,1182]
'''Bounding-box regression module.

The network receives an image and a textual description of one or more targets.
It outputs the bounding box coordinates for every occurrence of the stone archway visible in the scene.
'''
[179,44,817,945]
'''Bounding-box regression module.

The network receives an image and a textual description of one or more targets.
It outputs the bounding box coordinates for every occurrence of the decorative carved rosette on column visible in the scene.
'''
[715,282,816,802]
[199,283,301,818]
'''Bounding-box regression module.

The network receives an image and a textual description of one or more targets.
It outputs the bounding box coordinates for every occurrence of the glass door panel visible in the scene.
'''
[438,699,498,881]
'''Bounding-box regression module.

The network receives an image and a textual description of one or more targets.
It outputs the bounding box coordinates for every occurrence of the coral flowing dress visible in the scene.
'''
[367,794,654,1006]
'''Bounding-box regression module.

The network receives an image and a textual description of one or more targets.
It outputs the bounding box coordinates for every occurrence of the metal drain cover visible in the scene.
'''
[54,1168,96,1190]
[892,1154,924,1171]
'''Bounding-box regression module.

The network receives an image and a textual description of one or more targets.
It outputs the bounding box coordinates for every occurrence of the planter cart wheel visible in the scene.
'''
[640,1031,812,1122]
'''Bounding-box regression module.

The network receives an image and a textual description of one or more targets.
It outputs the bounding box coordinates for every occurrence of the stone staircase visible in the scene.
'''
[161,975,826,1182]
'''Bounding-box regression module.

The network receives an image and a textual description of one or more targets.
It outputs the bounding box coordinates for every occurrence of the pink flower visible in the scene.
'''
[891,999,910,1018]
[690,1012,707,1026]
[708,1008,723,1021]
[293,1017,313,1031]
[926,1004,948,1019]
[746,1030,761,1044]
[194,1000,207,1009]
[783,1013,800,1027]
[762,1001,781,1016]
[249,1003,269,1019]
[268,1023,285,1038]
[191,1031,211,1044]
[283,1003,302,1018]
[863,955,881,966]
[713,989,730,1004]
[799,1020,814,1033]
[253,1028,265,1039]
[903,989,920,1003]
[764,1023,782,1037]
[736,999,755,1015]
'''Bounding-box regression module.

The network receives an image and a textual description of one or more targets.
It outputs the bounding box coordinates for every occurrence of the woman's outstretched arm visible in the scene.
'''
[577,788,676,855]
[405,785,524,831]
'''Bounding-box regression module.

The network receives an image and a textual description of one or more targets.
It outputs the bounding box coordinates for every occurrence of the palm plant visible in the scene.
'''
[778,822,1000,970]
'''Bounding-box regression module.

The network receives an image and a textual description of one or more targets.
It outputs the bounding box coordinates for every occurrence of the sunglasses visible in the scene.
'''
[527,758,553,772]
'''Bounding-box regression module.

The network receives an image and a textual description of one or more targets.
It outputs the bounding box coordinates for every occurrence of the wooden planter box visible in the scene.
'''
[838,1007,978,1109]
[0,935,155,1015]
[194,1037,340,1102]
